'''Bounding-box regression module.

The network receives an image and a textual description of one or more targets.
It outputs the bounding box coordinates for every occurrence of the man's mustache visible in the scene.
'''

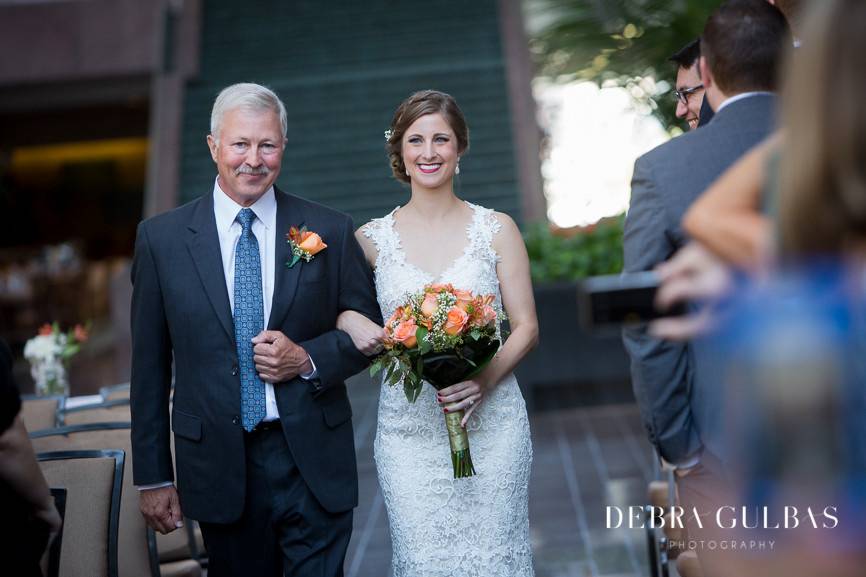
[235,165,271,176]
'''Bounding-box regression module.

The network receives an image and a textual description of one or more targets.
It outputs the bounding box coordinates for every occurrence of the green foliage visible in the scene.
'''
[526,0,719,129]
[523,215,624,283]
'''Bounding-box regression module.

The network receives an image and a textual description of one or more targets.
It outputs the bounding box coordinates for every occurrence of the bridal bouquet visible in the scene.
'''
[371,283,502,478]
[24,322,88,396]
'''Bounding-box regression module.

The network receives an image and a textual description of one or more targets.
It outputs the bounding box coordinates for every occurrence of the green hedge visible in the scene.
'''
[523,215,624,283]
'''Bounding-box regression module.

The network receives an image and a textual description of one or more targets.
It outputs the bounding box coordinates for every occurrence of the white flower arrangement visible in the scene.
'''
[24,323,88,396]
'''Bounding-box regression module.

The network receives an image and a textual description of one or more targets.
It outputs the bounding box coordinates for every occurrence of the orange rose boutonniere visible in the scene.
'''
[286,226,327,268]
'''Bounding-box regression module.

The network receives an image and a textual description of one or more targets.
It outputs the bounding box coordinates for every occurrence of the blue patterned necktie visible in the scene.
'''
[234,208,266,431]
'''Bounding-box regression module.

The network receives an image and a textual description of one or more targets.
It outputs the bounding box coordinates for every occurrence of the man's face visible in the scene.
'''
[207,107,285,206]
[675,63,705,130]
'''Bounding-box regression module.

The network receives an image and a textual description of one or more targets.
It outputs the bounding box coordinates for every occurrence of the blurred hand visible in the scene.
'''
[437,378,488,427]
[252,331,312,382]
[337,310,387,355]
[33,493,62,546]
[139,485,184,534]
[650,242,734,341]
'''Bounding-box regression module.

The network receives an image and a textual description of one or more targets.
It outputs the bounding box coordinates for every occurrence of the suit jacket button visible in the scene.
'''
[231,365,239,376]
[232,416,240,426]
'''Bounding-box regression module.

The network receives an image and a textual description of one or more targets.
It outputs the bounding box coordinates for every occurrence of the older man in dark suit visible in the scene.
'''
[130,83,382,577]
[622,1,789,575]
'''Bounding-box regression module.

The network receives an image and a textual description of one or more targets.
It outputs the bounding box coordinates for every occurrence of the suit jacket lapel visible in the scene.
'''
[186,193,235,343]
[268,188,304,330]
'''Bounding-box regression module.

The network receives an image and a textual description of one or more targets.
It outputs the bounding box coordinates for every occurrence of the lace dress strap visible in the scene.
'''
[465,202,502,264]
[361,207,401,270]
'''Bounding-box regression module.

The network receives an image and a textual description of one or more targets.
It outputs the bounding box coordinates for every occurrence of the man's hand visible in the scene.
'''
[252,330,313,383]
[139,485,184,534]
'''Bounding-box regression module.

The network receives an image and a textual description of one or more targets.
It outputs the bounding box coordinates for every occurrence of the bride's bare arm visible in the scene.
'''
[482,213,539,387]
[335,226,385,356]
[354,226,378,269]
[336,310,385,356]
[437,214,539,424]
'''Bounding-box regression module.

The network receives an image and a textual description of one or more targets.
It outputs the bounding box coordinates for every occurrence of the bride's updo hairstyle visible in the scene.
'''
[385,90,469,184]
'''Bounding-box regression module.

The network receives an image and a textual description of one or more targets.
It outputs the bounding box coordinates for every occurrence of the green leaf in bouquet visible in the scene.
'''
[387,364,402,387]
[382,358,398,385]
[369,358,384,378]
[403,372,422,403]
[469,329,482,341]
[415,326,432,354]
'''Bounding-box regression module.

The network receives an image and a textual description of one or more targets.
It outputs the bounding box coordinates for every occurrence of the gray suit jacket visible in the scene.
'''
[622,94,776,465]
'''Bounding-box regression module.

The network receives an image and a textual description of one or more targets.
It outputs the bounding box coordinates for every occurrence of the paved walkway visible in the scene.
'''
[343,373,658,577]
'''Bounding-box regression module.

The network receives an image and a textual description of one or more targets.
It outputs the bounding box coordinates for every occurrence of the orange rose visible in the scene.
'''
[454,289,473,311]
[383,310,400,339]
[443,306,469,336]
[73,324,89,342]
[480,305,498,327]
[421,292,439,318]
[392,319,418,348]
[38,323,53,336]
[298,231,327,255]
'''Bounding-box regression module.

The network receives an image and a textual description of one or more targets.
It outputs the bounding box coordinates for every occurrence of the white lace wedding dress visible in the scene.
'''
[363,202,534,577]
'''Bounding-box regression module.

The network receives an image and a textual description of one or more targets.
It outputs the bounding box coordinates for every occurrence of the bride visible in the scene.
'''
[338,90,538,576]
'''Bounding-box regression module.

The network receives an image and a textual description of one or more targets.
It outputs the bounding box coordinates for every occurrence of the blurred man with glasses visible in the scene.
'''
[670,39,706,130]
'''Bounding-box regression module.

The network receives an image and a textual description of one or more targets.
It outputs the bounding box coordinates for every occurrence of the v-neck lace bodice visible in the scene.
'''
[362,201,534,577]
[363,202,504,325]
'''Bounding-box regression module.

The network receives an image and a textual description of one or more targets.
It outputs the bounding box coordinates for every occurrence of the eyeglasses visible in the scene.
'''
[673,84,704,105]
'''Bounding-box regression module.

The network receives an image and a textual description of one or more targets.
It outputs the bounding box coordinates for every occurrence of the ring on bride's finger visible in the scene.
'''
[468,398,474,406]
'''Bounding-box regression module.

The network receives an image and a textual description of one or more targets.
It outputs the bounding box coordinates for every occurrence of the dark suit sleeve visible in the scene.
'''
[300,216,383,392]
[129,222,175,485]
[621,156,703,464]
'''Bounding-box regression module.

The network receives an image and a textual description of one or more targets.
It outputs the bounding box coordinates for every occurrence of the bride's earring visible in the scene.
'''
[455,158,461,175]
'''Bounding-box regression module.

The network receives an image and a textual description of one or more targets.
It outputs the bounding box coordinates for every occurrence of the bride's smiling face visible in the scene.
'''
[402,113,460,191]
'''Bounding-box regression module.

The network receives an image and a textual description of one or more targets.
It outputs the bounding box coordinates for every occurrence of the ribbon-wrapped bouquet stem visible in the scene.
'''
[371,283,503,478]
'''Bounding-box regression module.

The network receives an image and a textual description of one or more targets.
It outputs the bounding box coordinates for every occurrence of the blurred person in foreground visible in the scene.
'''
[0,339,62,576]
[654,1,866,573]
[622,1,789,575]
[670,39,705,131]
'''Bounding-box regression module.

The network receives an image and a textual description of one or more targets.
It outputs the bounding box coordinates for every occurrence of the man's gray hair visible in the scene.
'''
[210,83,288,143]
